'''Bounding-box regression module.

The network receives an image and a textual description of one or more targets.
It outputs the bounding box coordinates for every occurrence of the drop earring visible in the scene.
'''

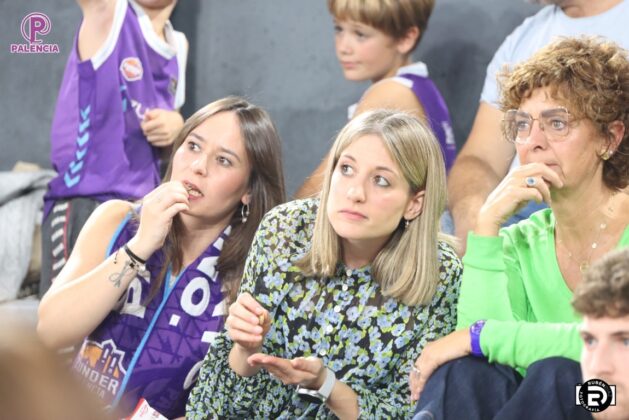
[241,203,250,224]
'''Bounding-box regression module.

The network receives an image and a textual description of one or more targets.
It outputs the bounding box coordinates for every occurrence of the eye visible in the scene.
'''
[581,334,597,348]
[374,175,390,187]
[355,30,367,39]
[622,337,629,347]
[187,140,200,152]
[333,24,342,34]
[217,156,233,167]
[340,163,354,176]
[515,119,531,132]
[549,118,568,131]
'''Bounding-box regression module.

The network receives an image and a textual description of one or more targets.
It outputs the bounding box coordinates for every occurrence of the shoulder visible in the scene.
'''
[436,240,463,281]
[356,79,423,117]
[492,6,555,62]
[254,199,318,255]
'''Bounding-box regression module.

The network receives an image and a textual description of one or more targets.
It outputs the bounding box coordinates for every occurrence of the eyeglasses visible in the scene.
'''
[502,107,577,144]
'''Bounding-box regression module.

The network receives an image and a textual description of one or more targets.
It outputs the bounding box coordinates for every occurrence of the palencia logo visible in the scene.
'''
[576,379,616,413]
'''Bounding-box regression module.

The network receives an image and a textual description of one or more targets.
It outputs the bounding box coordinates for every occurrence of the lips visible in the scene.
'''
[183,181,203,198]
[339,209,367,220]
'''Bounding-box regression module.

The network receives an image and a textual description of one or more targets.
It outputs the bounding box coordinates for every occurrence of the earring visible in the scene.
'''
[241,203,250,224]
[404,219,410,229]
[601,150,612,161]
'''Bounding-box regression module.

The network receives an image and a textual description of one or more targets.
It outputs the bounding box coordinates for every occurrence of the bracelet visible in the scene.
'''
[124,244,147,264]
[123,244,147,271]
[470,319,486,357]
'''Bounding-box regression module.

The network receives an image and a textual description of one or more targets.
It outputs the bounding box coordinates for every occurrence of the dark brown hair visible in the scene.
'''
[153,97,286,303]
[573,247,629,318]
[499,37,629,190]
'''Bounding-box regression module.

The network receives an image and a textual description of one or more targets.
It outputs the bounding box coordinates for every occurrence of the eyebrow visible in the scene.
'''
[189,133,242,163]
[340,153,396,174]
[580,329,629,337]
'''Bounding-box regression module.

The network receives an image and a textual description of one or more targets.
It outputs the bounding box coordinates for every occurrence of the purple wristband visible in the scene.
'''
[470,320,486,357]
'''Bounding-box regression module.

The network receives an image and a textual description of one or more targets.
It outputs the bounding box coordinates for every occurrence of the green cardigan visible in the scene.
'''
[457,209,629,371]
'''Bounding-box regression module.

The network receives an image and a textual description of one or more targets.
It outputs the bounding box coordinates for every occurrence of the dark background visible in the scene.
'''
[0,0,541,194]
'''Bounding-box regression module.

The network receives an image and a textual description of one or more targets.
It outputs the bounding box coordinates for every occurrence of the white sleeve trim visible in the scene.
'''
[91,0,128,70]
[173,31,187,109]
[128,0,177,59]
[390,76,413,89]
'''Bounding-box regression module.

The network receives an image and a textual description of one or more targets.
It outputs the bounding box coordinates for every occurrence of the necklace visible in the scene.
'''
[555,204,614,273]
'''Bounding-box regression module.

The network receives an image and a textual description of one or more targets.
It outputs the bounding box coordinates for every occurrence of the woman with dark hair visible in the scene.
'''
[411,37,629,420]
[37,96,286,419]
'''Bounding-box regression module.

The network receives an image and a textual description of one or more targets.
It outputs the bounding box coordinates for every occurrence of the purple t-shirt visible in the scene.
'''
[44,0,187,218]
[72,213,228,418]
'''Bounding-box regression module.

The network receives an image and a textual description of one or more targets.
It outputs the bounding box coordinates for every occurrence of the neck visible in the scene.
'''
[561,0,622,18]
[178,216,230,268]
[141,3,175,42]
[341,237,388,269]
[371,56,413,84]
[552,181,615,243]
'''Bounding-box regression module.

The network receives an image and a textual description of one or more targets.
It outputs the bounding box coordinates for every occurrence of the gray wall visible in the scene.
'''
[0,0,540,195]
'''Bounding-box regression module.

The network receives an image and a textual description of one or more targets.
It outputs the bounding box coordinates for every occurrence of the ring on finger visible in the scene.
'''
[525,176,536,187]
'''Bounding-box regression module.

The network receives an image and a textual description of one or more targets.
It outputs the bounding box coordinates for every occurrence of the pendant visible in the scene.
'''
[579,261,589,272]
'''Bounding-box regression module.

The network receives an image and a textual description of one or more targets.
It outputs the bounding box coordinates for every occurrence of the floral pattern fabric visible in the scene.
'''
[187,199,462,419]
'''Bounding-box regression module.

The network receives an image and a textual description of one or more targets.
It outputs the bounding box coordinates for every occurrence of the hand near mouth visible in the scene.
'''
[476,162,564,236]
[127,181,191,259]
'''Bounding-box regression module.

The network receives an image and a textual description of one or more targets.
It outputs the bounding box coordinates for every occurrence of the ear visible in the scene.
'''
[241,192,251,206]
[395,26,420,56]
[404,190,425,221]
[604,120,625,155]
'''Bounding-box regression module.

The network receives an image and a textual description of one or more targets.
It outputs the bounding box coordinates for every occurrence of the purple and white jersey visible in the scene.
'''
[348,62,457,172]
[44,0,187,218]
[72,214,228,419]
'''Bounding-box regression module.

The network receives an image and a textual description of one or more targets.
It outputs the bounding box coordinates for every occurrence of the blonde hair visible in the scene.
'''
[297,110,449,306]
[328,0,435,51]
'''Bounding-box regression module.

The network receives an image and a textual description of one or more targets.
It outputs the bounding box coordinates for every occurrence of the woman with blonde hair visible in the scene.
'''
[37,97,286,418]
[187,109,461,419]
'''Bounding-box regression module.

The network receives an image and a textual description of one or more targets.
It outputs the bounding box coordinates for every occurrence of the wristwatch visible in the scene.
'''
[296,367,336,404]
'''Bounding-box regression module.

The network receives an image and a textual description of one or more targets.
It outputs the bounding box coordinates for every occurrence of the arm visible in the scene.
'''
[76,0,117,61]
[295,80,425,199]
[37,182,190,349]
[447,103,515,250]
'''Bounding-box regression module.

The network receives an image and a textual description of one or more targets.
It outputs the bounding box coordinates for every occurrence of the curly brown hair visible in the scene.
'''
[499,36,629,190]
[327,0,434,51]
[572,247,629,318]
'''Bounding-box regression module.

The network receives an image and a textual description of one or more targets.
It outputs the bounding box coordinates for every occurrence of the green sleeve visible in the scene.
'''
[456,232,529,329]
[480,320,583,370]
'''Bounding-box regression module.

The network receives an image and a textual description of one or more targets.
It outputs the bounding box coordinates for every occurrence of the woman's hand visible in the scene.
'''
[409,329,472,402]
[128,181,190,260]
[476,162,563,236]
[248,354,326,389]
[226,293,271,352]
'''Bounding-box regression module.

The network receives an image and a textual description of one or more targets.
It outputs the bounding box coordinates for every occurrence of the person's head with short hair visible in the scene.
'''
[573,247,629,419]
[499,36,629,192]
[298,109,450,306]
[328,0,435,82]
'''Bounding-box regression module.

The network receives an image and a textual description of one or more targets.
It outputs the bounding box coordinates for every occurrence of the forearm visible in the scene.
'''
[326,380,359,420]
[37,249,140,349]
[448,155,502,237]
[228,343,263,377]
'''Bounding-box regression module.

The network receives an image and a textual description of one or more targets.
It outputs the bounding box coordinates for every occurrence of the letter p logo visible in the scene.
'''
[21,13,51,44]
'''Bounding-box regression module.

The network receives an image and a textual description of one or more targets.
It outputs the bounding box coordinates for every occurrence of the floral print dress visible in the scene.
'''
[187,199,462,419]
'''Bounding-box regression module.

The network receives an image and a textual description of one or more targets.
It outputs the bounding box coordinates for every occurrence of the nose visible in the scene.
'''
[190,154,208,176]
[346,181,365,203]
[336,32,352,55]
[520,119,549,151]
[586,342,613,378]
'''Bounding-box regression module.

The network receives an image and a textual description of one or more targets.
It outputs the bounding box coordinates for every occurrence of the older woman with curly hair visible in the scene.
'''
[410,36,629,420]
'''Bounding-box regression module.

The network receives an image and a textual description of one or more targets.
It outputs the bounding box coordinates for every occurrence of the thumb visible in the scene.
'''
[144,108,158,121]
